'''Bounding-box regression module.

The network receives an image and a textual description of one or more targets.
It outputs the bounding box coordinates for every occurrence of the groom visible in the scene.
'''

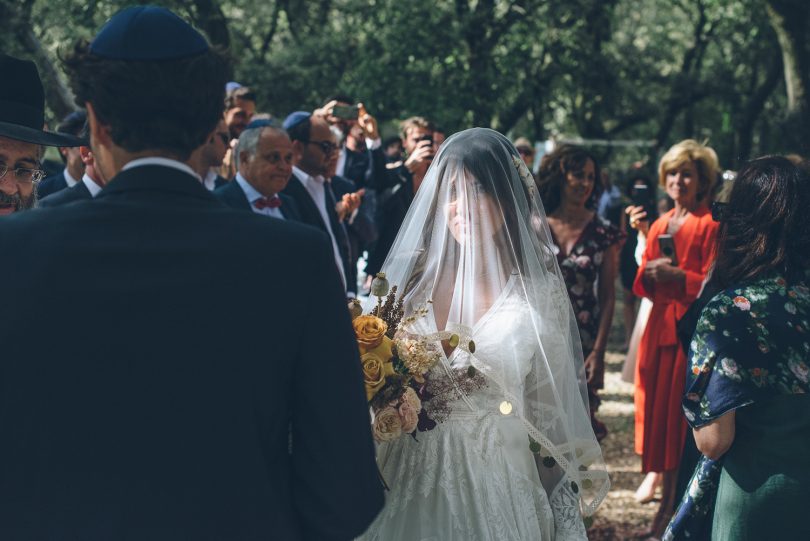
[0,6,383,540]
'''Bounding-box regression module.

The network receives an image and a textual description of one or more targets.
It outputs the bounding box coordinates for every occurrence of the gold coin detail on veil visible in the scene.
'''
[448,334,460,347]
[499,401,513,415]
[468,340,476,353]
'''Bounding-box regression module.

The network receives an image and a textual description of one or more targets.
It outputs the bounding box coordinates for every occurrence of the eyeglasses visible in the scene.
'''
[0,165,45,185]
[301,139,338,155]
[711,201,728,222]
[516,147,533,157]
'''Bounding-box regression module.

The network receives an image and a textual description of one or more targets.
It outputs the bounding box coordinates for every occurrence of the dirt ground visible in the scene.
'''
[586,290,657,540]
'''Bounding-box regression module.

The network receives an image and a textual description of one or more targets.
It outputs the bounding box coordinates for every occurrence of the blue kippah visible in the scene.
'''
[225,81,243,93]
[90,5,209,60]
[283,111,311,131]
[246,118,279,130]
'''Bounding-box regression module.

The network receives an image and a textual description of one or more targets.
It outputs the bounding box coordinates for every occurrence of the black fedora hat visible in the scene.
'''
[0,54,84,147]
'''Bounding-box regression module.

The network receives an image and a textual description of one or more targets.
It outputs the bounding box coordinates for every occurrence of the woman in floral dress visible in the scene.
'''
[538,146,625,441]
[664,156,810,541]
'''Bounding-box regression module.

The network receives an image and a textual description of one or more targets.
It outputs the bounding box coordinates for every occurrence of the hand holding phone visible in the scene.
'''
[332,104,360,120]
[631,185,654,218]
[657,234,678,266]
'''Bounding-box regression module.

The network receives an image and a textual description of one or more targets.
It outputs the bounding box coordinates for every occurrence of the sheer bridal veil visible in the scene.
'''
[371,128,609,515]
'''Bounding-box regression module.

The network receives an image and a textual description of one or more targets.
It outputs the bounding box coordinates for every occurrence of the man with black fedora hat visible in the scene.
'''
[36,109,88,199]
[0,54,84,214]
[0,5,382,541]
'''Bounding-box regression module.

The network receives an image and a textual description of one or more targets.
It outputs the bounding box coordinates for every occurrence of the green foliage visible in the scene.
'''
[6,0,805,169]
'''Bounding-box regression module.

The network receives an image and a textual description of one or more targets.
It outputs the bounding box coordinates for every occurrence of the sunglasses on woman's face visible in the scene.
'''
[711,201,729,222]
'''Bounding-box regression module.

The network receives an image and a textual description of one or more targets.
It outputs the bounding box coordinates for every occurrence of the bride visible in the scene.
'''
[358,128,609,540]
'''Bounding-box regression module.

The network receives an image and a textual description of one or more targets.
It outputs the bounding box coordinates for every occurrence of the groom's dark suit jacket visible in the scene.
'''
[0,165,383,540]
[213,178,302,222]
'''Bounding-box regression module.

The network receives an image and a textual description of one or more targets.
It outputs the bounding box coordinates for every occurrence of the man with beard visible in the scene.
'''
[0,6,382,540]
[0,55,83,214]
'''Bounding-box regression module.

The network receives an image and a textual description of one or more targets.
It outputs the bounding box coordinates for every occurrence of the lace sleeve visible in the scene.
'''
[549,477,588,540]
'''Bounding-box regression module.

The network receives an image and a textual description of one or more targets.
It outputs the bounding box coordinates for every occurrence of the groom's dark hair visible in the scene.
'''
[61,41,229,160]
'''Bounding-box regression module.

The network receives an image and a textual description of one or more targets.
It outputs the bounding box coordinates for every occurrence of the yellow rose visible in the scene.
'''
[361,353,387,401]
[353,315,388,350]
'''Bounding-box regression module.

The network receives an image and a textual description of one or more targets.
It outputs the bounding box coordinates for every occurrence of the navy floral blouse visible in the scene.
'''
[664,272,810,541]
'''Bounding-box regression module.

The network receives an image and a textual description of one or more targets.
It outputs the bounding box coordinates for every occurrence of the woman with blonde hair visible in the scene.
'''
[627,140,720,539]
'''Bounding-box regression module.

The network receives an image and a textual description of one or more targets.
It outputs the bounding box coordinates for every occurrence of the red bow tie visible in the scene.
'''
[254,196,282,210]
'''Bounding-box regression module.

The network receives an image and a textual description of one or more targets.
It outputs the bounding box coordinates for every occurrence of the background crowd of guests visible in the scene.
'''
[2,13,808,538]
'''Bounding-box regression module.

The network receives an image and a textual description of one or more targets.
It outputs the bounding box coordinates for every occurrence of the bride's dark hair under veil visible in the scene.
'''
[369,128,609,516]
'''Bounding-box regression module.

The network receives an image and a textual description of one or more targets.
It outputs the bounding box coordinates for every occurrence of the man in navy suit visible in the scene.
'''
[0,6,383,540]
[214,124,300,221]
[282,112,355,293]
[192,118,229,191]
[36,110,87,199]
[38,125,106,207]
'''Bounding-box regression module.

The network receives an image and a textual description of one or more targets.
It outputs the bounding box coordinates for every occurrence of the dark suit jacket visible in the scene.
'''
[213,174,228,190]
[282,171,352,291]
[213,179,301,222]
[366,164,414,276]
[330,175,378,295]
[37,179,92,208]
[342,146,387,190]
[36,170,69,199]
[0,165,383,540]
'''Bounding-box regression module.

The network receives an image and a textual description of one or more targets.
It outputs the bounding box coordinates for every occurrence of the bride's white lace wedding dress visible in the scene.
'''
[357,128,608,541]
[358,279,587,541]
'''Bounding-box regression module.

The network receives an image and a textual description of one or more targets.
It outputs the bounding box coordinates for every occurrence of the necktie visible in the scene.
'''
[253,195,282,209]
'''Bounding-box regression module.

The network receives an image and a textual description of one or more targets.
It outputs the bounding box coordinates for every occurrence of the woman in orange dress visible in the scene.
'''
[628,140,720,539]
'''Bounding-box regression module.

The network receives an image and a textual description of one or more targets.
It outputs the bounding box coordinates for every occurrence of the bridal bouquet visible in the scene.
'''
[350,273,486,443]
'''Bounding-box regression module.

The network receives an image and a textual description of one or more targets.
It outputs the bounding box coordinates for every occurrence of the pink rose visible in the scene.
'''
[372,407,402,442]
[400,387,422,411]
[398,401,419,433]
[398,388,422,433]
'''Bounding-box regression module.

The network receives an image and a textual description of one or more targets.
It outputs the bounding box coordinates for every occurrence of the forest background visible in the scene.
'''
[3,0,809,174]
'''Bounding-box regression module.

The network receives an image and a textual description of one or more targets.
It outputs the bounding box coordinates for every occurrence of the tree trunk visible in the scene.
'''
[766,0,810,153]
[737,50,783,164]
[766,0,810,114]
[191,0,231,51]
[20,28,77,121]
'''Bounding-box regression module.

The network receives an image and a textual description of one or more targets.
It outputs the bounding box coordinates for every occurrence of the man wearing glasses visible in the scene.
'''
[0,55,83,215]
[283,111,354,293]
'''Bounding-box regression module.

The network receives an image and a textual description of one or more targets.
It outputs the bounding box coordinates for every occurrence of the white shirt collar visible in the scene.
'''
[81,173,103,198]
[202,169,218,191]
[234,172,267,202]
[63,168,79,188]
[293,166,325,185]
[121,157,201,181]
